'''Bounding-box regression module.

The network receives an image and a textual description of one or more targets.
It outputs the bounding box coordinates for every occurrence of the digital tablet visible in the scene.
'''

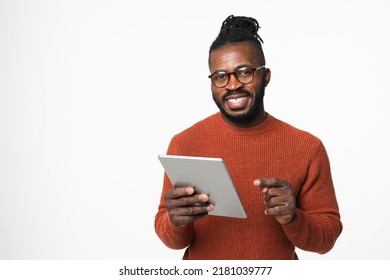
[158,155,247,219]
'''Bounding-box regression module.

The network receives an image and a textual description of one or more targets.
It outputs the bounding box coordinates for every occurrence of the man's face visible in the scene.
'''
[209,42,270,127]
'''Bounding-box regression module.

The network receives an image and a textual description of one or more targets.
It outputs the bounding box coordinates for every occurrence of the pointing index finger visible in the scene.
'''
[253,178,290,189]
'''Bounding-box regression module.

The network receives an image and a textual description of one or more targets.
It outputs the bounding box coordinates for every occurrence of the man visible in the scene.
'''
[154,15,342,260]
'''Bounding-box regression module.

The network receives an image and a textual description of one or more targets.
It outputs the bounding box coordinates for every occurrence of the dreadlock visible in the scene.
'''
[209,15,265,64]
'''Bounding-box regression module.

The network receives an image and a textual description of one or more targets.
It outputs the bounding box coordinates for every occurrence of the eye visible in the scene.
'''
[212,72,228,81]
[236,67,253,77]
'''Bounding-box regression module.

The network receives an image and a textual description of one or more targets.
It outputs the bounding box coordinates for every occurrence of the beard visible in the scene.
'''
[212,85,265,125]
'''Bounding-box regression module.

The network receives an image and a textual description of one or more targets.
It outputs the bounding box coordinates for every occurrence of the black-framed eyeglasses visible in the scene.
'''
[208,65,265,88]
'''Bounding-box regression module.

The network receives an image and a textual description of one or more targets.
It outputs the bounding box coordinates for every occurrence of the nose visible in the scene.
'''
[225,73,243,90]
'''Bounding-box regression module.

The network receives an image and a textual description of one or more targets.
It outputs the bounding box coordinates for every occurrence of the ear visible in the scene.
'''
[264,68,271,87]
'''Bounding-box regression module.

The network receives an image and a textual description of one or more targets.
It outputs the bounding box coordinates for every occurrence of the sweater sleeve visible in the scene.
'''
[154,137,194,249]
[282,141,343,254]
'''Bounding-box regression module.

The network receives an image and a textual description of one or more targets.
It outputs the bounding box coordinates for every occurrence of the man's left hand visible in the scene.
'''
[254,178,296,225]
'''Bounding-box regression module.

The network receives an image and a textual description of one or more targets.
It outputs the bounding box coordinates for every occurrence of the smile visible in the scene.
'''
[225,96,250,110]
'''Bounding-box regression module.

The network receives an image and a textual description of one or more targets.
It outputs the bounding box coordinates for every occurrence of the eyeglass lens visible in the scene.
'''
[211,67,255,88]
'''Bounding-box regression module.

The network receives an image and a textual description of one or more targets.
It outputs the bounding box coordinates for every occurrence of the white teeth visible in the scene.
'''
[227,97,246,104]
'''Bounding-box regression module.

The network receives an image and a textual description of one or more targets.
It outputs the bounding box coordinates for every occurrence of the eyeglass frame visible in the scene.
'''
[208,65,266,88]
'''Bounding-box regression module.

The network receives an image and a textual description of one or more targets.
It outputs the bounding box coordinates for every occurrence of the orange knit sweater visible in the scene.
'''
[155,112,342,260]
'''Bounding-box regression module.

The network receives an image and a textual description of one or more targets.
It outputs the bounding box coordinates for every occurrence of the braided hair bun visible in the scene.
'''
[220,15,263,43]
[209,15,265,55]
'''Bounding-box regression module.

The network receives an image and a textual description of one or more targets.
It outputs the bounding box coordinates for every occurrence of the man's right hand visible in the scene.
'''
[164,186,214,227]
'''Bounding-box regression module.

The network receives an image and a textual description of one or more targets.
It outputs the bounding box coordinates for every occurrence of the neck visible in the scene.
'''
[222,110,267,128]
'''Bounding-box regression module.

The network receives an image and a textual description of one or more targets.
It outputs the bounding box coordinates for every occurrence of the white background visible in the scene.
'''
[0,0,389,260]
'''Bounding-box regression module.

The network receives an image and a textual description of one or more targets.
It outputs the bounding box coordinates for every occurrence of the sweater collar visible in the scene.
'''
[212,111,277,136]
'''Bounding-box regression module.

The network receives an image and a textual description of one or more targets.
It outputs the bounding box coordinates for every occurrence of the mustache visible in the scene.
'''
[223,89,251,99]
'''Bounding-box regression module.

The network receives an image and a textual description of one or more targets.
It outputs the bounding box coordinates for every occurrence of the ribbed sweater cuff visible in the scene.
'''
[282,208,307,238]
[166,213,192,233]
[155,212,192,249]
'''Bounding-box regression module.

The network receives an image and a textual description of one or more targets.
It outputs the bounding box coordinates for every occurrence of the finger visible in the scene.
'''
[265,196,288,209]
[169,203,214,227]
[264,186,290,200]
[256,178,291,189]
[166,193,210,209]
[253,179,268,193]
[265,204,293,217]
[255,178,291,196]
[169,204,214,217]
[165,185,195,200]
